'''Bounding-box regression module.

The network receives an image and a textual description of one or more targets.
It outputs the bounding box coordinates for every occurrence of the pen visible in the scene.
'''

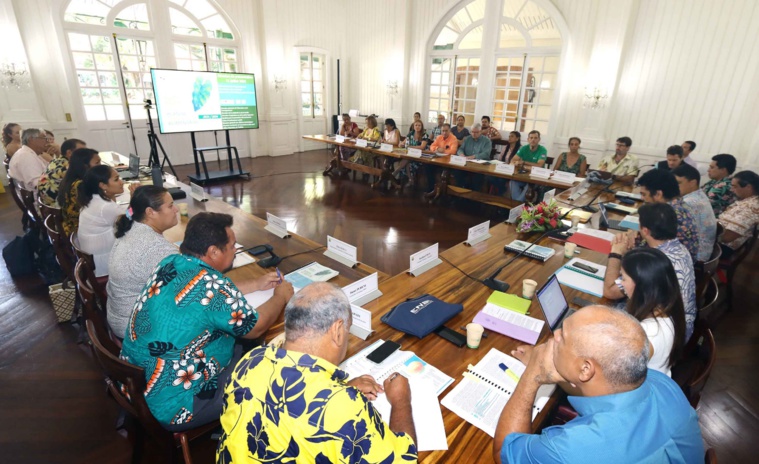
[388,373,399,382]
[276,267,283,284]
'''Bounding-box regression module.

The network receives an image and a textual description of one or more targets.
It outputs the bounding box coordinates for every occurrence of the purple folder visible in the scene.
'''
[472,310,541,345]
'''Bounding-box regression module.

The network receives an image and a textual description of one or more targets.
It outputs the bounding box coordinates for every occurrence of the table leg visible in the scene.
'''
[424,169,450,204]
[323,147,339,175]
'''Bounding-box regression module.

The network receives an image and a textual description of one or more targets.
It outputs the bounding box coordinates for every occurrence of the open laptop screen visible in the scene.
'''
[537,274,570,331]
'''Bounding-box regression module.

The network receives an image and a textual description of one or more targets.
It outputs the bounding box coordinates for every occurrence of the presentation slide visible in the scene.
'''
[151,69,259,134]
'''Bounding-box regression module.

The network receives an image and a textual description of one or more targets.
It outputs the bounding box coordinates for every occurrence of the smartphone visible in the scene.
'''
[573,262,599,273]
[618,197,636,205]
[366,340,401,364]
[434,325,467,347]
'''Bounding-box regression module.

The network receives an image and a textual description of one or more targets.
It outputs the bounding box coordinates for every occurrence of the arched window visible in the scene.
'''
[63,0,239,122]
[428,0,563,136]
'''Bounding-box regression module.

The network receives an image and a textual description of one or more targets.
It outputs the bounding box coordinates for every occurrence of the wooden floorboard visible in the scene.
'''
[0,149,757,463]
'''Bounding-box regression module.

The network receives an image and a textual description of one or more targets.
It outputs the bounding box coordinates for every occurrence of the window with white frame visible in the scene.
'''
[428,0,562,135]
[300,52,325,118]
[63,0,240,123]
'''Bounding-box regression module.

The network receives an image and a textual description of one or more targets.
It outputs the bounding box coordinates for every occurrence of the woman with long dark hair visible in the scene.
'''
[2,123,21,158]
[107,185,179,337]
[58,148,101,236]
[77,165,134,277]
[618,247,686,376]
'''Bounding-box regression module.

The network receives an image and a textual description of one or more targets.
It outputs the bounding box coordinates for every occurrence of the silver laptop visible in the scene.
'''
[537,274,574,331]
[119,154,140,180]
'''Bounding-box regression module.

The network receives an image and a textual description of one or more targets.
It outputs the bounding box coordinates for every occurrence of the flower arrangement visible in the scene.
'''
[516,199,561,233]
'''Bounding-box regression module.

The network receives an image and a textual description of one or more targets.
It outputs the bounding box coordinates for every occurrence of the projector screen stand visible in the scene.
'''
[188,130,251,184]
[144,99,178,178]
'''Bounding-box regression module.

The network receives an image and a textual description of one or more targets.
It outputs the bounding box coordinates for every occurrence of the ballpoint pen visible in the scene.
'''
[276,267,283,284]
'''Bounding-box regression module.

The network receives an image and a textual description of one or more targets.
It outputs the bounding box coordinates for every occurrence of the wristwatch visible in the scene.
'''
[608,252,623,260]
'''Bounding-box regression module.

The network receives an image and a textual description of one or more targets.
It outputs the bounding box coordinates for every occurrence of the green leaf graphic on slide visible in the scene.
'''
[192,78,212,111]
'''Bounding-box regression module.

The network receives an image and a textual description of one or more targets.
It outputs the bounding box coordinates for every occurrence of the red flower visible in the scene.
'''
[538,217,545,224]
[549,219,557,228]
[537,205,544,214]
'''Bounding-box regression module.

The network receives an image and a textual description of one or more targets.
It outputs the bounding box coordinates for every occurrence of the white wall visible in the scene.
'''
[2,0,758,172]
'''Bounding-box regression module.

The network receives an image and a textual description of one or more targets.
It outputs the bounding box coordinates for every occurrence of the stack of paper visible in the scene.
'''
[554,257,606,297]
[285,262,339,291]
[473,302,544,345]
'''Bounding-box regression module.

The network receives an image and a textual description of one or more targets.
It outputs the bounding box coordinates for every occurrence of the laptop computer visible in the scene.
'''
[119,154,140,180]
[536,274,574,331]
[599,203,627,231]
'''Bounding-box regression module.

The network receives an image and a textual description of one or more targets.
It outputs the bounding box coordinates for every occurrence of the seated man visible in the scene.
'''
[603,203,697,340]
[510,130,547,202]
[718,170,759,258]
[681,140,698,168]
[637,169,700,262]
[702,153,737,216]
[493,305,704,464]
[217,282,417,463]
[453,123,492,189]
[37,138,86,206]
[481,115,502,140]
[597,136,639,185]
[673,163,717,261]
[119,212,294,431]
[430,113,445,139]
[655,145,684,171]
[8,128,53,190]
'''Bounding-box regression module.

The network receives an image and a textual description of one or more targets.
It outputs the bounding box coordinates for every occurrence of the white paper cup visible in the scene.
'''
[178,203,189,216]
[466,323,484,348]
[564,242,577,258]
[522,279,538,299]
[571,214,581,228]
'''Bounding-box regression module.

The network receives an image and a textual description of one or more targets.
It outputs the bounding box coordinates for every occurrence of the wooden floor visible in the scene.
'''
[0,149,757,463]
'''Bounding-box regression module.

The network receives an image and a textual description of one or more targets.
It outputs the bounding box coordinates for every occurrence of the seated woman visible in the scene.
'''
[107,185,179,338]
[490,131,522,195]
[77,165,136,277]
[382,118,401,146]
[618,247,686,377]
[58,148,102,236]
[553,137,588,177]
[2,123,22,159]
[336,113,361,161]
[350,115,381,166]
[450,115,470,141]
[718,170,759,258]
[394,120,429,187]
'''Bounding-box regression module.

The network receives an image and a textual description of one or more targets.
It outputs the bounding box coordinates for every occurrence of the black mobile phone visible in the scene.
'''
[618,197,636,205]
[366,340,401,364]
[573,262,599,274]
[434,325,467,347]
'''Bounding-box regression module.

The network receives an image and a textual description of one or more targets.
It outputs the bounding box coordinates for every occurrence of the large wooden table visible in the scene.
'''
[164,180,637,463]
[304,134,581,209]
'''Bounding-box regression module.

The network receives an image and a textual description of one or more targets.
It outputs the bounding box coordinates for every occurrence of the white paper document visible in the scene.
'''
[481,303,545,333]
[244,288,274,308]
[554,258,606,298]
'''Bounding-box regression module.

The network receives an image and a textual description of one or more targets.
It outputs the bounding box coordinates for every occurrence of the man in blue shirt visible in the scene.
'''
[452,123,492,189]
[493,305,703,464]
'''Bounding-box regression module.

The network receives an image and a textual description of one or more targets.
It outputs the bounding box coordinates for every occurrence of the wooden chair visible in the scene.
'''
[86,320,219,464]
[5,160,30,230]
[695,243,721,306]
[698,276,720,327]
[17,185,43,230]
[38,197,66,239]
[718,225,758,310]
[70,231,108,306]
[705,448,718,464]
[44,214,77,287]
[671,319,717,409]
[75,260,121,354]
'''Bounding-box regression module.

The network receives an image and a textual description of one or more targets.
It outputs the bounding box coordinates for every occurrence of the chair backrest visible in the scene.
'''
[695,243,721,303]
[38,197,66,238]
[18,185,43,227]
[697,276,720,326]
[545,156,555,168]
[70,231,108,305]
[44,214,76,284]
[75,260,120,355]
[6,173,28,216]
[490,139,509,160]
[85,319,172,445]
[730,225,758,268]
[675,319,717,409]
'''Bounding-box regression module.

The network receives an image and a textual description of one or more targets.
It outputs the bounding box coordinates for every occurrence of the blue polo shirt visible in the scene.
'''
[500,369,703,463]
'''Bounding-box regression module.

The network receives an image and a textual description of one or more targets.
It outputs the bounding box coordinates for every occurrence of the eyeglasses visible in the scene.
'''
[34,136,53,142]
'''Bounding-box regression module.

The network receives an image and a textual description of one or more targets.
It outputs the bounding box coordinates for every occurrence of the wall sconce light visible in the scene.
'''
[0,61,31,91]
[583,86,608,110]
[386,80,399,96]
[273,74,287,92]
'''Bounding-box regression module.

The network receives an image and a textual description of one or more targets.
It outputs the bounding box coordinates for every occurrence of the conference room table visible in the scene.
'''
[158,178,637,463]
[304,134,581,209]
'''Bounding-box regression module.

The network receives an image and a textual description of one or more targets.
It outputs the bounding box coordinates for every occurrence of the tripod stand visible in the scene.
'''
[144,99,177,178]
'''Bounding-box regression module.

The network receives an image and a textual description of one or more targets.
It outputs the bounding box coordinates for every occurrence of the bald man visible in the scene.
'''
[493,306,703,464]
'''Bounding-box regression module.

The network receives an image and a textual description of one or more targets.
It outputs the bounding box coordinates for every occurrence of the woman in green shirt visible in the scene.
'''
[554,137,588,176]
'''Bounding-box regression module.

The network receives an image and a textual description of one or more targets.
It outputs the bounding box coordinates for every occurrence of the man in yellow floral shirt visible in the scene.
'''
[218,283,417,463]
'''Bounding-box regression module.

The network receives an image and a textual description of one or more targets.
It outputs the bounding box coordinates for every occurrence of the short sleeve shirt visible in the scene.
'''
[718,195,759,249]
[483,126,501,140]
[669,197,700,262]
[217,345,417,463]
[37,157,68,206]
[119,254,259,426]
[515,144,547,164]
[450,125,470,140]
[682,189,718,261]
[657,239,697,341]
[597,153,640,177]
[701,177,736,217]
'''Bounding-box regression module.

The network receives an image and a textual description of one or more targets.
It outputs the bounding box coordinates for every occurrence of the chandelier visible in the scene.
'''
[0,62,32,91]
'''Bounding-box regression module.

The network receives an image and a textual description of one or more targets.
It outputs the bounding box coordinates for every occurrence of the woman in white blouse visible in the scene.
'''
[77,165,137,277]
[617,247,686,377]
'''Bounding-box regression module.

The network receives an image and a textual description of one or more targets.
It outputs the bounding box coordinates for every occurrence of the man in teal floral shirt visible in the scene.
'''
[120,212,293,430]
[701,154,737,216]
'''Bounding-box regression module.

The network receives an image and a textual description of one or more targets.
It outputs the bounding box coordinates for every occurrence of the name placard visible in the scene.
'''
[356,139,368,148]
[190,182,208,202]
[449,155,467,166]
[380,143,394,153]
[552,170,576,184]
[342,272,382,307]
[530,166,551,178]
[407,147,422,158]
[409,243,443,277]
[495,163,515,175]
[324,235,358,268]
[335,135,346,143]
[508,203,525,224]
[543,189,556,203]
[466,220,491,246]
[349,304,373,340]
[265,212,289,238]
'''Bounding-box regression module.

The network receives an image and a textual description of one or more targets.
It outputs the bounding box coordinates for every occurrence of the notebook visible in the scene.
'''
[567,228,614,254]
[441,348,556,437]
[487,291,531,315]
[504,240,556,262]
[554,257,606,298]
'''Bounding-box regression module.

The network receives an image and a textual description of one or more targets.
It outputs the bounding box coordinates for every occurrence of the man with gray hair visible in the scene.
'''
[218,282,418,463]
[8,128,54,190]
[453,122,492,189]
[493,305,703,464]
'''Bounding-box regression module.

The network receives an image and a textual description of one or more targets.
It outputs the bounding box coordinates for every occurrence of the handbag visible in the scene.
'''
[49,281,77,323]
[381,294,463,338]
